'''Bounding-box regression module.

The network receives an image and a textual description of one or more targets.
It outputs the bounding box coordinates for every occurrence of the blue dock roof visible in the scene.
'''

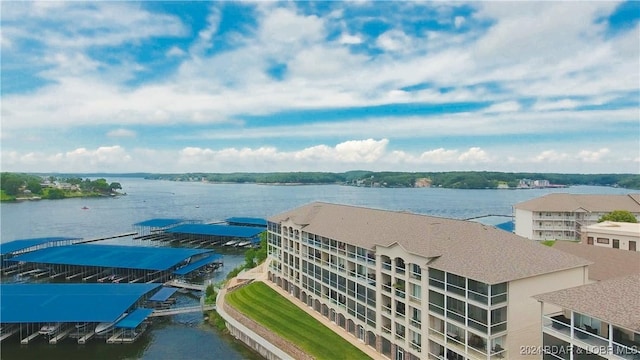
[133,218,185,228]
[173,254,223,276]
[165,224,264,238]
[0,237,81,256]
[0,283,159,323]
[10,244,213,271]
[226,217,267,227]
[115,308,154,329]
[148,287,178,302]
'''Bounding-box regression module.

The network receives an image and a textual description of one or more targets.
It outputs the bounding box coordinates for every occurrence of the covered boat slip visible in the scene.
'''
[225,217,267,228]
[5,244,219,284]
[145,287,179,309]
[173,253,223,280]
[0,283,159,344]
[0,237,81,262]
[132,218,201,238]
[163,224,265,247]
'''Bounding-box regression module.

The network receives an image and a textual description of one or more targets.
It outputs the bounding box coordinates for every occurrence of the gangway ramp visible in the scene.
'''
[149,304,216,317]
[164,280,204,291]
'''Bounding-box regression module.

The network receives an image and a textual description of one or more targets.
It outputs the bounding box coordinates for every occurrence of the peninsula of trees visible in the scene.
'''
[0,173,123,201]
[145,171,640,190]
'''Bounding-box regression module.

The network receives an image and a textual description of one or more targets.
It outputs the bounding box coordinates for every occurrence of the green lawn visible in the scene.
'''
[225,282,371,360]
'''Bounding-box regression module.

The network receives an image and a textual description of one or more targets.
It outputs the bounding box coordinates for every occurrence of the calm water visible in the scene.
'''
[0,179,633,359]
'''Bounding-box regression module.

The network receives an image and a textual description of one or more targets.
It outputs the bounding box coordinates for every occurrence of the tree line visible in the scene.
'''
[145,171,640,189]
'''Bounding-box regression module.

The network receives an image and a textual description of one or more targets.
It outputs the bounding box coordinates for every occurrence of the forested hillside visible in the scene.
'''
[145,171,640,189]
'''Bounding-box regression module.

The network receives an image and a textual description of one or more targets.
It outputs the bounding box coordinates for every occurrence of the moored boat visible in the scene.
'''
[39,323,61,335]
[95,313,127,335]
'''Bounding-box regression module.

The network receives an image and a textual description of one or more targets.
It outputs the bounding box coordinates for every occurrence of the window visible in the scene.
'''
[447,296,466,324]
[587,237,594,245]
[597,237,609,244]
[491,307,507,333]
[468,304,488,333]
[410,283,421,301]
[428,268,445,289]
[428,290,444,315]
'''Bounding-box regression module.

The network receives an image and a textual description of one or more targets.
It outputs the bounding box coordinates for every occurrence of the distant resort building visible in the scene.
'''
[266,202,591,360]
[516,179,566,189]
[581,221,640,252]
[513,194,640,241]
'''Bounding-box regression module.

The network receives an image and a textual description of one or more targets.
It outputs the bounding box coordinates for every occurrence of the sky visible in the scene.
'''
[1,1,639,174]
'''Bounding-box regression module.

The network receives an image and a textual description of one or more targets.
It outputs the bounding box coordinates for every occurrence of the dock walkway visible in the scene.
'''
[164,280,204,291]
[148,304,215,317]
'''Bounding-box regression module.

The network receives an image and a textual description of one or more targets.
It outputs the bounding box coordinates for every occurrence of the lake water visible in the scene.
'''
[0,178,633,359]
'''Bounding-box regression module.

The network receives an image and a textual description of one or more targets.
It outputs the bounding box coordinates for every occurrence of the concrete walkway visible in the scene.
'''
[233,263,386,360]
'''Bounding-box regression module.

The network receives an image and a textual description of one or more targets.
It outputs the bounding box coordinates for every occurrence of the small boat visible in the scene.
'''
[81,206,89,210]
[95,313,127,335]
[39,323,61,335]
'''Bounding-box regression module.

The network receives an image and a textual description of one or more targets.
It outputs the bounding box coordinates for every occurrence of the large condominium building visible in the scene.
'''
[535,273,640,360]
[581,222,640,252]
[266,202,591,360]
[513,194,640,241]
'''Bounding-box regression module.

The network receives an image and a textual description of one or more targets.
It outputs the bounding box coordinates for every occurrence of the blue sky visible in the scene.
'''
[1,1,638,173]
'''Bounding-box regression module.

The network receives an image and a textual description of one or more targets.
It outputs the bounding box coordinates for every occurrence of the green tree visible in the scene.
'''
[91,178,110,193]
[244,248,257,268]
[109,182,122,192]
[26,179,42,194]
[598,210,638,223]
[45,188,66,199]
[2,177,22,196]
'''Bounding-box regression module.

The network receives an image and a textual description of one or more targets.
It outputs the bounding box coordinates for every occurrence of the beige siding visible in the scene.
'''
[515,208,534,239]
[506,266,588,359]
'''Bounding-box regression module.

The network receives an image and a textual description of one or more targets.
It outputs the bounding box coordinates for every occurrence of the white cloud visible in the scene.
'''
[2,140,637,173]
[107,129,137,138]
[454,16,465,28]
[457,147,491,163]
[532,99,581,111]
[338,33,363,45]
[483,101,521,113]
[577,148,610,163]
[166,46,186,57]
[376,30,412,52]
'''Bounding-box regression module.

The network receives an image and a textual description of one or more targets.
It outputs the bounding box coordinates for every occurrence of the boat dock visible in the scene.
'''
[0,327,19,342]
[20,331,40,344]
[49,326,73,344]
[77,331,95,344]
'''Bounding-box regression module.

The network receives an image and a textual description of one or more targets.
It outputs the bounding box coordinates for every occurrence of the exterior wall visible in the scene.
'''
[506,266,588,359]
[582,225,640,252]
[514,209,534,239]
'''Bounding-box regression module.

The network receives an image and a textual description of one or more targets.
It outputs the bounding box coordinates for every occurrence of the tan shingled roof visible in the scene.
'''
[534,273,640,331]
[269,202,591,284]
[514,193,640,212]
[552,241,640,281]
